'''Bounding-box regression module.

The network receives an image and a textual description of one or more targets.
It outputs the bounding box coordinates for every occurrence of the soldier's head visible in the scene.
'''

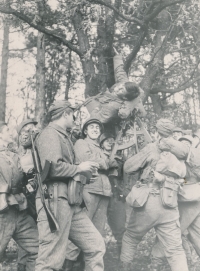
[156,119,175,139]
[17,119,38,148]
[172,127,183,141]
[100,133,115,151]
[110,82,140,100]
[82,118,103,141]
[0,122,13,146]
[48,100,75,130]
[179,135,193,148]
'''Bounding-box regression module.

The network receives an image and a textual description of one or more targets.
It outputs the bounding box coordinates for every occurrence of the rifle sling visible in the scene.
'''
[53,183,58,219]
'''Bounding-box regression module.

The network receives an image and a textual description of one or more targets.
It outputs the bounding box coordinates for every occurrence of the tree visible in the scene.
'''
[0,16,9,122]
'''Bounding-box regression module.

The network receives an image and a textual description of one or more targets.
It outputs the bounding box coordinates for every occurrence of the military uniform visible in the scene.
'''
[35,122,105,271]
[0,147,38,271]
[120,138,188,271]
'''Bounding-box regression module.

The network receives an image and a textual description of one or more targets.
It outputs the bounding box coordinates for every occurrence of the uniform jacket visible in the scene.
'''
[74,138,112,196]
[0,147,27,210]
[36,123,80,199]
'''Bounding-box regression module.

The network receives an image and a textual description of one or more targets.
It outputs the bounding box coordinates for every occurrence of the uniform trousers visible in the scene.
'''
[0,207,38,271]
[151,201,200,262]
[120,194,188,271]
[35,197,105,271]
[65,191,109,262]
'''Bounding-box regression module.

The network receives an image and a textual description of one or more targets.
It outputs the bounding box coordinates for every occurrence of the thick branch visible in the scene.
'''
[0,6,83,56]
[86,0,143,25]
[145,0,185,23]
[151,76,200,94]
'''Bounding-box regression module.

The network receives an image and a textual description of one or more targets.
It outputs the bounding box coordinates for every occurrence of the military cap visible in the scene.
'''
[173,127,183,133]
[99,133,114,146]
[194,129,200,139]
[179,135,193,144]
[156,119,175,137]
[17,119,38,134]
[48,100,75,117]
[82,118,104,136]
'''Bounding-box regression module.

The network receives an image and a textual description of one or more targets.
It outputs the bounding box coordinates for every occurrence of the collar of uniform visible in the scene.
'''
[85,137,100,147]
[48,123,70,138]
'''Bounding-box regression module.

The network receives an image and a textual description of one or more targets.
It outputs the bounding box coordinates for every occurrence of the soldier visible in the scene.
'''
[16,119,39,271]
[120,119,188,271]
[100,133,126,257]
[64,118,113,270]
[0,121,39,271]
[172,126,183,140]
[35,101,105,271]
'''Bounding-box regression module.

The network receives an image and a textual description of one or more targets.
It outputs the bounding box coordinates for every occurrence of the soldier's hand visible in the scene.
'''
[78,161,99,173]
[153,171,166,183]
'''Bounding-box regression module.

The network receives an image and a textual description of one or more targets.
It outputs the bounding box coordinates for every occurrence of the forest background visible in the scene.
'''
[0,0,200,134]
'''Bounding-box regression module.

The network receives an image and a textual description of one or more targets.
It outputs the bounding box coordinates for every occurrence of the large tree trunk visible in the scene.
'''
[35,32,46,127]
[0,17,9,122]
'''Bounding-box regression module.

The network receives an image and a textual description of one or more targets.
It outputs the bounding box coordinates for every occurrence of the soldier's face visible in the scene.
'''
[180,140,191,148]
[19,124,38,147]
[173,132,183,140]
[85,123,101,140]
[64,111,74,129]
[102,138,114,151]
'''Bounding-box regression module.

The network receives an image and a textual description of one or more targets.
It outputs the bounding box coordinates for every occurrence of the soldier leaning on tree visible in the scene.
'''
[35,101,105,271]
[0,121,39,271]
[120,119,189,271]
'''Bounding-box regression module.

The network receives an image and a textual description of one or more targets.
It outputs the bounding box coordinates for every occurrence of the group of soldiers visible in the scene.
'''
[0,99,200,271]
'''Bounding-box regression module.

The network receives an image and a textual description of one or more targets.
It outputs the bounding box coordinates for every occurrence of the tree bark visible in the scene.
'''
[0,17,9,122]
[65,50,72,100]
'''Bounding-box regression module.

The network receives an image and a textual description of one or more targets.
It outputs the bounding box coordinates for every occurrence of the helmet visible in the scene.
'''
[173,127,183,133]
[17,119,38,134]
[82,118,104,137]
[178,135,193,144]
[99,133,114,146]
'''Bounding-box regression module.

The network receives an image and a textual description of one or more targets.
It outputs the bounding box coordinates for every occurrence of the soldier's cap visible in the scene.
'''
[173,127,183,133]
[156,119,175,137]
[100,133,115,146]
[178,135,193,144]
[17,119,38,134]
[0,121,7,129]
[193,129,200,139]
[48,100,75,117]
[82,118,104,136]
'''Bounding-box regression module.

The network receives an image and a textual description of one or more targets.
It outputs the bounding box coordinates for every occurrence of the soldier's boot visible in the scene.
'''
[17,263,26,271]
[118,260,132,271]
[62,259,75,271]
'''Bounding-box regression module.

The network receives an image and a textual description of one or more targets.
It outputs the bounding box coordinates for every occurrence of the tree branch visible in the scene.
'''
[86,0,143,26]
[151,76,200,94]
[0,5,83,56]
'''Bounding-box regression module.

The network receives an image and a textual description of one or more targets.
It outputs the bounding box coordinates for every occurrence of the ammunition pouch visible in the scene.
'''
[126,184,150,208]
[67,175,86,206]
[160,179,179,208]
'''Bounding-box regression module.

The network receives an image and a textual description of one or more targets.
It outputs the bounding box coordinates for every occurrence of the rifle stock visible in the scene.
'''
[31,134,59,233]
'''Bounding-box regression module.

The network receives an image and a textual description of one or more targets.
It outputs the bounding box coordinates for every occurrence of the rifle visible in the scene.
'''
[31,133,59,233]
[136,117,153,145]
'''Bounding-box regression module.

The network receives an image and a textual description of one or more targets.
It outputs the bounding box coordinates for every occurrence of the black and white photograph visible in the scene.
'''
[0,0,200,270]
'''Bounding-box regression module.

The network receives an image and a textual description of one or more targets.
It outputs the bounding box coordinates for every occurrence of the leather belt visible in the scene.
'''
[11,187,23,195]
